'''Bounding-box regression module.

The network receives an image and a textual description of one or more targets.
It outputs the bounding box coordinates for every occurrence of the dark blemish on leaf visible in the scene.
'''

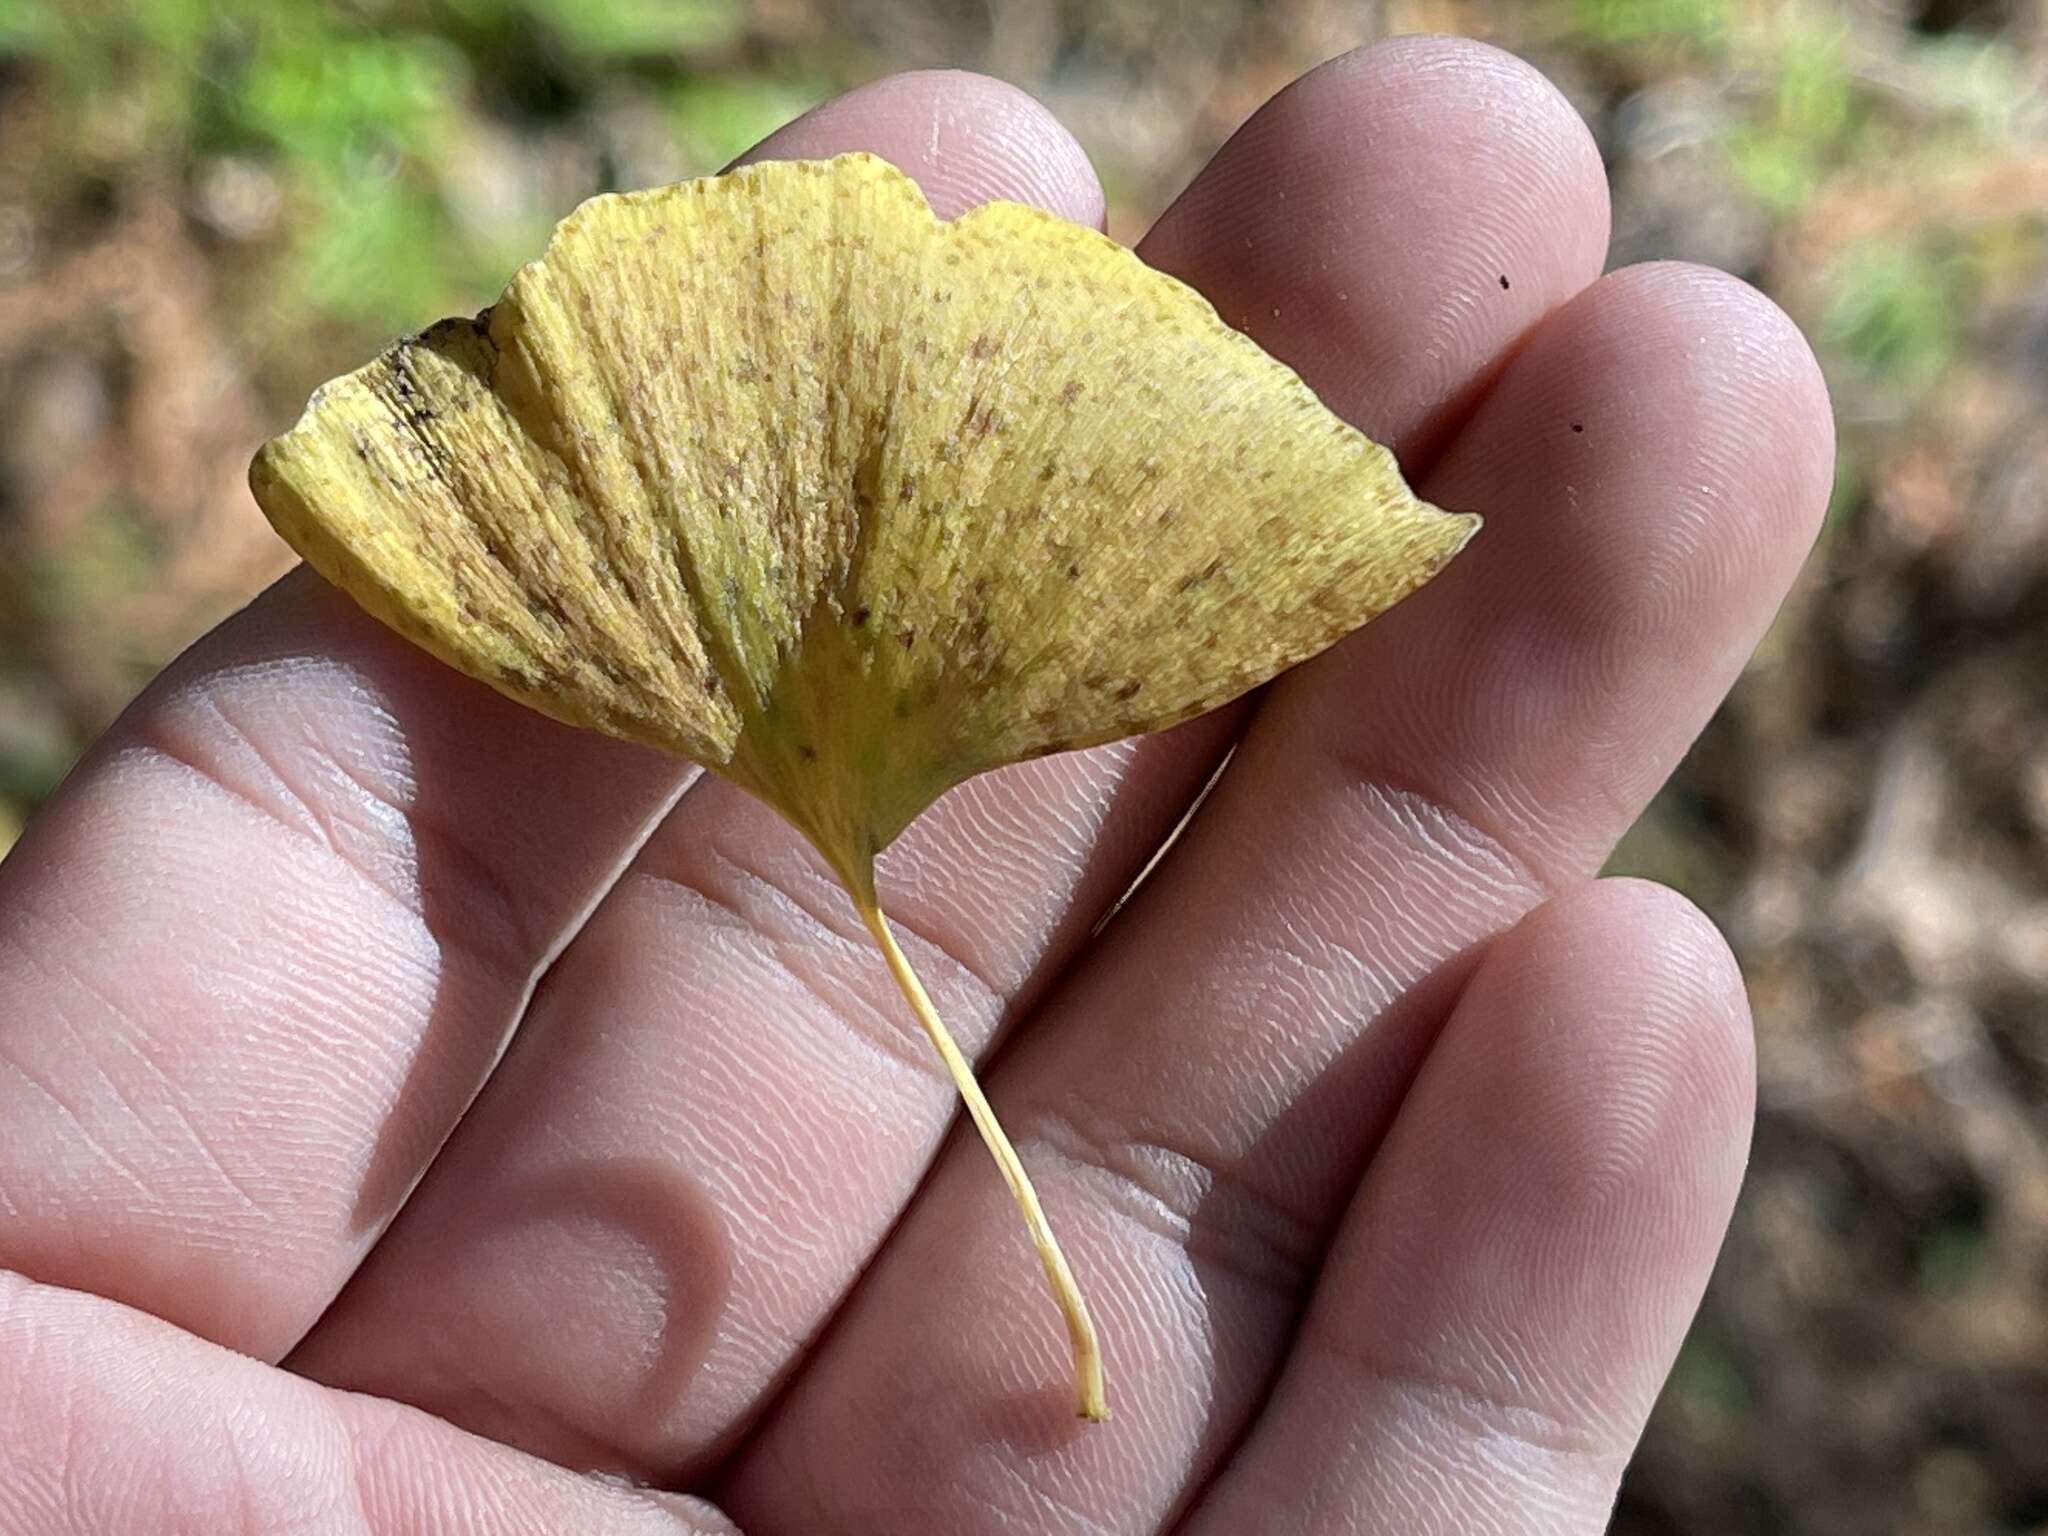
[1114,680,1142,701]
[798,744,817,762]
[1571,421,1585,433]
[1066,563,1081,580]
[898,626,916,650]
[1038,462,1057,483]
[1499,274,1511,290]
[852,605,870,627]
[899,476,915,504]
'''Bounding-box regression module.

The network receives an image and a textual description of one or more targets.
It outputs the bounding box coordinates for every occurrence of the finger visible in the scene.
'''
[725,165,1831,1536]
[741,67,1108,225]
[0,1271,736,1536]
[1178,881,1754,1536]
[0,570,685,1357]
[1139,34,1611,465]
[287,69,1149,1476]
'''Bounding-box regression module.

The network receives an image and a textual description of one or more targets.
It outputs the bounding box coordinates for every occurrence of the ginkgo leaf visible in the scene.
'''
[250,150,1479,1423]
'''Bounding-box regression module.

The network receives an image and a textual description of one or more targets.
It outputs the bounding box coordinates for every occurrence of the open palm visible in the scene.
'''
[0,40,1832,1535]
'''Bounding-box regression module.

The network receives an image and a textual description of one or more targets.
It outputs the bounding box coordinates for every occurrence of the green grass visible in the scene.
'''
[2,0,818,336]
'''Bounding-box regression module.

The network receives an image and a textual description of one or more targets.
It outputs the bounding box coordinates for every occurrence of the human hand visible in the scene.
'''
[0,41,1832,1535]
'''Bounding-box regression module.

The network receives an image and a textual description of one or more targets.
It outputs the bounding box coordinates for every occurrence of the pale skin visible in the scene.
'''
[0,40,1833,1536]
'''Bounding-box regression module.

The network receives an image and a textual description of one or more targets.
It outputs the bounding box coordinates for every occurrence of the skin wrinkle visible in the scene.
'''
[1197,769,1541,1066]
[1027,1106,1323,1306]
[635,925,926,1276]
[600,879,931,1237]
[0,1027,158,1211]
[892,751,1138,975]
[632,848,975,1089]
[8,924,381,1262]
[108,1034,272,1221]
[112,731,461,1007]
[1332,1355,1610,1472]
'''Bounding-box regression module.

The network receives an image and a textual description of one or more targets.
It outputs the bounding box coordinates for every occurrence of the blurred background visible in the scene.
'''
[0,0,2043,1529]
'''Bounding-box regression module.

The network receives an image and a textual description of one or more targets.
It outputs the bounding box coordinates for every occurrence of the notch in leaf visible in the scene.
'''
[251,151,1480,1422]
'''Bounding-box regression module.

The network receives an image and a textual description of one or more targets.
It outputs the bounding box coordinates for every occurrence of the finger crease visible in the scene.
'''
[1330,1346,1616,1468]
[1027,1103,1324,1306]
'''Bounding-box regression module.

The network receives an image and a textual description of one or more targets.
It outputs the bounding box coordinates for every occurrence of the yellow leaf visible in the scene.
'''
[251,151,1479,1422]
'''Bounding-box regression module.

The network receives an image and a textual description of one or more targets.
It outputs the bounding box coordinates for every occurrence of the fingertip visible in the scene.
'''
[1358,874,1757,1395]
[1609,259,1838,554]
[1497,876,1757,1179]
[1322,876,1755,1266]
[1140,32,1612,460]
[1444,258,1837,643]
[736,69,1104,226]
